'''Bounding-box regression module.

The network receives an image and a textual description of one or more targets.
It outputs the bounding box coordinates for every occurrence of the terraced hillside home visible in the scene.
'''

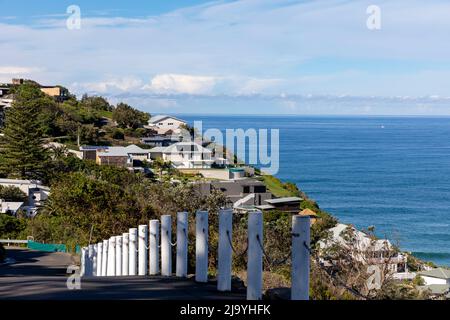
[146,115,187,134]
[150,141,227,169]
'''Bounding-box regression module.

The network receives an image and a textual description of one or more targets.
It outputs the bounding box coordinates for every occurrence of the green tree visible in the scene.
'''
[0,83,49,180]
[112,102,149,129]
[0,186,28,202]
[80,94,112,111]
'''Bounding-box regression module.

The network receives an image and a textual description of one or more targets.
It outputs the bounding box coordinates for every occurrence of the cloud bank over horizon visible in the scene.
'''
[1,0,450,115]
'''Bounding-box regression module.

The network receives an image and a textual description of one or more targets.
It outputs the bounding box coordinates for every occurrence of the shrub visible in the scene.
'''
[0,186,28,202]
[0,213,27,239]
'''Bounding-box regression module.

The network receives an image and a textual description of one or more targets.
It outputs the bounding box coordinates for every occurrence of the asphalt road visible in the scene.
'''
[0,247,245,300]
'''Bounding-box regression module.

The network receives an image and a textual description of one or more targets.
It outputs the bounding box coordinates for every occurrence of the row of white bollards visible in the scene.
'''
[80,210,310,300]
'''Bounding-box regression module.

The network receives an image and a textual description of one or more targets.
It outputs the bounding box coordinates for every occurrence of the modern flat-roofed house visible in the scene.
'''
[150,141,216,169]
[147,115,187,134]
[40,86,69,102]
[195,178,273,207]
[255,196,303,213]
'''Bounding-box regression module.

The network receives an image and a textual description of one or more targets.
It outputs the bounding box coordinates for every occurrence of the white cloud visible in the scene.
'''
[1,0,450,114]
[143,74,218,94]
[71,77,143,93]
[0,66,42,75]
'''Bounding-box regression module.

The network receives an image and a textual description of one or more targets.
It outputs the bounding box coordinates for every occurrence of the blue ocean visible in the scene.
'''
[180,115,450,266]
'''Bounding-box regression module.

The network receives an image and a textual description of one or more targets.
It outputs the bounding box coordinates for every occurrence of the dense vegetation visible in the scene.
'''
[0,81,150,150]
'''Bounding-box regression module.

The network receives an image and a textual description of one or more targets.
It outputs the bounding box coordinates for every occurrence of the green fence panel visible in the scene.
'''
[27,240,67,253]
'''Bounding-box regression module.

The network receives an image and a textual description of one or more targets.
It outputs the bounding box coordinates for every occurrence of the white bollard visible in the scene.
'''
[80,247,87,277]
[138,224,148,276]
[129,228,138,276]
[161,215,172,276]
[218,209,233,291]
[96,242,102,277]
[107,237,116,276]
[91,244,98,276]
[291,215,310,300]
[122,233,129,276]
[116,235,123,276]
[195,211,209,283]
[101,240,108,276]
[176,212,188,278]
[149,220,160,275]
[87,245,94,276]
[247,211,263,300]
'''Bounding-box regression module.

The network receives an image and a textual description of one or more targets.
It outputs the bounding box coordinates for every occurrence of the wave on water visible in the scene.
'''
[413,252,450,266]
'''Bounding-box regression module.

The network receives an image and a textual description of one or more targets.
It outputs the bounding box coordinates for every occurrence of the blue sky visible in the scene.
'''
[1,0,450,115]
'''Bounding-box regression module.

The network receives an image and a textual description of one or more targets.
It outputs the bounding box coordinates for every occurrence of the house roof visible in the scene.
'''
[0,201,24,213]
[141,135,180,142]
[255,204,276,210]
[299,208,318,217]
[0,178,44,186]
[419,284,450,297]
[123,144,149,154]
[419,268,450,279]
[265,197,303,204]
[149,146,167,153]
[148,115,186,124]
[79,145,109,151]
[97,145,149,157]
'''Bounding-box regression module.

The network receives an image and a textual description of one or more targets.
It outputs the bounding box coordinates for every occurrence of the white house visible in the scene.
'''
[147,115,187,134]
[418,268,450,286]
[150,141,218,169]
[0,178,50,217]
[318,223,408,274]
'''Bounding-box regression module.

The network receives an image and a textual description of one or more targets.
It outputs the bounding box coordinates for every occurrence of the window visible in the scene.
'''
[254,186,266,193]
[243,186,250,193]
